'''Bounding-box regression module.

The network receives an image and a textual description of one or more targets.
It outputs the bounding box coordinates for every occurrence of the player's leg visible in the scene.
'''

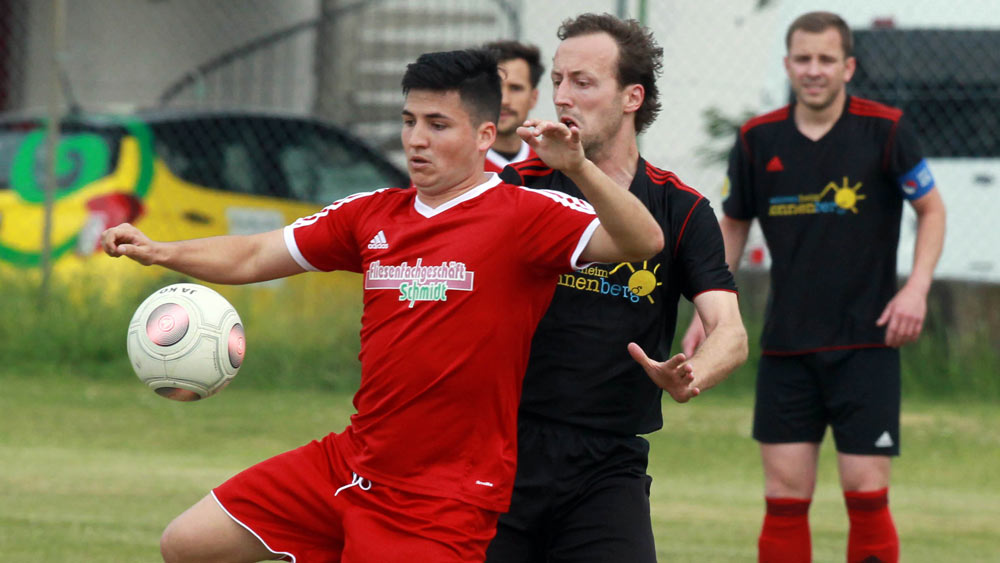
[485,418,562,563]
[757,443,819,563]
[753,354,827,563]
[545,433,656,563]
[827,348,900,563]
[548,472,656,563]
[160,494,278,563]
[339,478,500,563]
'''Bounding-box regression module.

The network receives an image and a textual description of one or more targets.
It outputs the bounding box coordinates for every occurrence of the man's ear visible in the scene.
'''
[478,120,497,151]
[843,56,857,83]
[529,88,540,110]
[623,84,644,115]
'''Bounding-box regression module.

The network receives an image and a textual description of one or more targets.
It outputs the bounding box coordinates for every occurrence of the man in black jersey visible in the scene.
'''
[485,13,748,562]
[683,11,946,563]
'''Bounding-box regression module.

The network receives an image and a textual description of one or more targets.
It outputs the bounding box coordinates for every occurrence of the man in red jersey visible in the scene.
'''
[483,40,543,172]
[683,11,946,563]
[102,48,669,563]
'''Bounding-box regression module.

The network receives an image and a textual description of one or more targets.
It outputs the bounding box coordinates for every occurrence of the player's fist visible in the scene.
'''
[101,223,158,266]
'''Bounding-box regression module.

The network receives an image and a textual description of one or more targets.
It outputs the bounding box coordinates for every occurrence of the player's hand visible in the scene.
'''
[101,223,159,266]
[876,284,928,347]
[681,313,707,358]
[516,119,586,173]
[627,342,700,403]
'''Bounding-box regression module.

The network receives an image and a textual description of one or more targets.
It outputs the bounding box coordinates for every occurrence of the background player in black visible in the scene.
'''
[683,11,946,563]
[485,13,748,562]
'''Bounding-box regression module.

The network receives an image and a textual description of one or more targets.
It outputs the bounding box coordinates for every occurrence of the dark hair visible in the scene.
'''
[785,11,853,58]
[401,49,501,125]
[558,13,663,134]
[483,40,545,88]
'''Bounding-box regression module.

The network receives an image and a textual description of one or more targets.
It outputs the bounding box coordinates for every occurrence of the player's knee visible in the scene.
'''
[765,470,816,498]
[160,518,200,563]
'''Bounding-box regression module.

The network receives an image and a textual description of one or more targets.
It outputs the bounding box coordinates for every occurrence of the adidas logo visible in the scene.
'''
[874,431,894,448]
[766,155,784,172]
[367,230,389,250]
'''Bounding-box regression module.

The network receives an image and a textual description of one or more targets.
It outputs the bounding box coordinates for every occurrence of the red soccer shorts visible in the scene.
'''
[212,433,500,562]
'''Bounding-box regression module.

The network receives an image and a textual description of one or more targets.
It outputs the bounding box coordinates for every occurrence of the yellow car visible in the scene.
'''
[0,109,409,290]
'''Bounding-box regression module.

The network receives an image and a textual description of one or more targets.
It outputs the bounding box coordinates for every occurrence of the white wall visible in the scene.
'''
[19,0,321,112]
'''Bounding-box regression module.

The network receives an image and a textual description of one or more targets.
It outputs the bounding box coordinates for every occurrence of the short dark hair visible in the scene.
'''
[401,49,501,125]
[558,13,663,134]
[483,40,545,88]
[785,11,853,58]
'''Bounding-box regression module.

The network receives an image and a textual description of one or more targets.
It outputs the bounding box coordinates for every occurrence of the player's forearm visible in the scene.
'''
[152,232,292,285]
[905,196,946,294]
[719,216,752,274]
[687,318,748,391]
[565,159,664,260]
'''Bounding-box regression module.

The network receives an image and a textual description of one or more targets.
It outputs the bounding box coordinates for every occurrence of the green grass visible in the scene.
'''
[1,372,998,562]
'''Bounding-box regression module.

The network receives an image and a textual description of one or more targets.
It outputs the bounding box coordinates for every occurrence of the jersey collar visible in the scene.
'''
[413,173,502,218]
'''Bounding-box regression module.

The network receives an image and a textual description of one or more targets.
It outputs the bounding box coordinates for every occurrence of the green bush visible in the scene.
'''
[0,270,364,392]
[2,270,997,400]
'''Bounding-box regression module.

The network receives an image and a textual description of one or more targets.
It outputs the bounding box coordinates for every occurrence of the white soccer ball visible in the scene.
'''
[127,283,245,401]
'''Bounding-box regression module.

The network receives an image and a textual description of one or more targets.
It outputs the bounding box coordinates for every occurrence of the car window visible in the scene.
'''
[221,142,257,195]
[275,127,398,203]
[151,116,405,204]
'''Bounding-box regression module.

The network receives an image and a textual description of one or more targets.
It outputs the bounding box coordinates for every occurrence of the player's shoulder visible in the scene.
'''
[504,182,595,214]
[319,186,408,212]
[846,96,903,123]
[740,105,792,137]
[644,161,704,204]
[508,157,554,177]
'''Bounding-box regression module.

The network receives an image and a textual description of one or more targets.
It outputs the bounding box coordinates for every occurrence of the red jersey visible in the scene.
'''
[283,174,599,511]
[484,140,537,173]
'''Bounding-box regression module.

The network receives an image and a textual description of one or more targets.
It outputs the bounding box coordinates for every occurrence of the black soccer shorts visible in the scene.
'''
[485,416,657,563]
[752,347,901,456]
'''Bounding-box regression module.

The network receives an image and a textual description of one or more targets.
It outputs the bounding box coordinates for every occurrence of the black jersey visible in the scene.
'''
[501,157,736,435]
[723,96,929,354]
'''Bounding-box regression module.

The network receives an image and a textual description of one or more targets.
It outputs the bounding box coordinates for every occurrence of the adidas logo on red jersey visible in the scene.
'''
[766,156,784,172]
[368,230,389,249]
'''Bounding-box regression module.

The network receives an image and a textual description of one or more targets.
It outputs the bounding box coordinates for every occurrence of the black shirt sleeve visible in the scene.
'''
[499,164,524,186]
[721,134,756,220]
[885,113,925,179]
[675,198,738,301]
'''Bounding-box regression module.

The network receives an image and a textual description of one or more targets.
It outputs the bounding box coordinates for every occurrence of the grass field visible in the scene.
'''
[2,369,998,562]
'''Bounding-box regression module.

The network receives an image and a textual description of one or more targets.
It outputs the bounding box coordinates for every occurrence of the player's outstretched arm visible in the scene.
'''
[684,290,747,392]
[630,289,746,403]
[682,216,752,356]
[101,223,304,285]
[517,119,663,263]
[877,188,946,347]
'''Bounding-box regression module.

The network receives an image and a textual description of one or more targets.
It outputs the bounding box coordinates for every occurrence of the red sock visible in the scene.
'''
[844,488,898,563]
[758,497,812,563]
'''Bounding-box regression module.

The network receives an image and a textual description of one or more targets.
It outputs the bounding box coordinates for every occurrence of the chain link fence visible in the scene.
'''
[1,0,998,286]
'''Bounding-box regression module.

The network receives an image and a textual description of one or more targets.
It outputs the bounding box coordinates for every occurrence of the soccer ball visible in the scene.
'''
[127,283,245,401]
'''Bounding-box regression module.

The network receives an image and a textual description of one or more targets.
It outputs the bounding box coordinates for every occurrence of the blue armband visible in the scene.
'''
[897,159,935,200]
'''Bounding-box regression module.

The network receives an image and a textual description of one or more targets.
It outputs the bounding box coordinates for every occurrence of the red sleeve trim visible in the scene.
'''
[691,288,739,300]
[762,342,888,356]
[644,163,707,255]
[847,96,903,122]
[739,106,790,159]
[510,157,552,175]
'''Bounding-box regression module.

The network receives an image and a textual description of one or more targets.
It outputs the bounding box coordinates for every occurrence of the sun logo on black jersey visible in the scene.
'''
[820,177,866,214]
[610,261,661,303]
